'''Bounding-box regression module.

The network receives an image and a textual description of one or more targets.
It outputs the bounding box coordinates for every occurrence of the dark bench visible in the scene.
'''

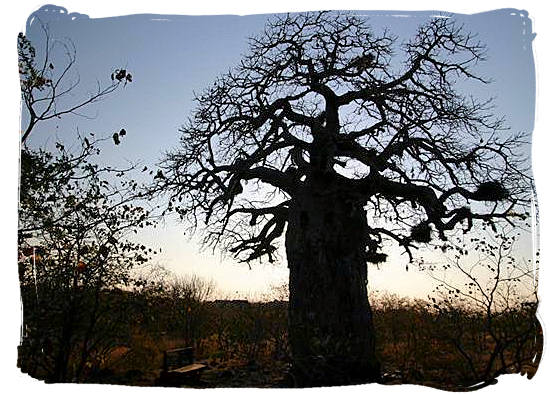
[157,347,207,386]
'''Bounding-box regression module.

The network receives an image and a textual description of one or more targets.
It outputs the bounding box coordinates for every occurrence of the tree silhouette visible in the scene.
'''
[18,136,154,382]
[18,25,132,143]
[18,30,148,382]
[157,12,531,385]
[425,226,540,388]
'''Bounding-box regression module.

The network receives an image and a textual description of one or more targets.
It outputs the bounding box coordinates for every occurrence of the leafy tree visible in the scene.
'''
[18,29,149,382]
[156,12,531,385]
[18,136,154,382]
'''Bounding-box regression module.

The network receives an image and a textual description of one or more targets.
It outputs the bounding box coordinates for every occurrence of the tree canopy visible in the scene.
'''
[158,12,531,265]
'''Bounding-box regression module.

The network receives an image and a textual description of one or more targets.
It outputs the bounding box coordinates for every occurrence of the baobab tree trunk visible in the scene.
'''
[285,186,380,386]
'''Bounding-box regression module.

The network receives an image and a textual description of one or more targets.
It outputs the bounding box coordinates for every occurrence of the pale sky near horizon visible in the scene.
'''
[21,6,537,300]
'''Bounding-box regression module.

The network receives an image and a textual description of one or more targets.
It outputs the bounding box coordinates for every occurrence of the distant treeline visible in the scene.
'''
[18,277,541,389]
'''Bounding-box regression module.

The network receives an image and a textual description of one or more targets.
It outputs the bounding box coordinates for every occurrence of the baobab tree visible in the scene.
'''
[157,12,531,385]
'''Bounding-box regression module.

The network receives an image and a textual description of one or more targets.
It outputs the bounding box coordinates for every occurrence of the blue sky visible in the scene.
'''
[21,6,537,299]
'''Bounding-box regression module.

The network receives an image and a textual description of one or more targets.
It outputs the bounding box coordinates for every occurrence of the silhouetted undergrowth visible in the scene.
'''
[18,283,541,389]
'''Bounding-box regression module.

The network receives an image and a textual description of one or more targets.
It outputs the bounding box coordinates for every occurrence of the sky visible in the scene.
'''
[20,5,537,300]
